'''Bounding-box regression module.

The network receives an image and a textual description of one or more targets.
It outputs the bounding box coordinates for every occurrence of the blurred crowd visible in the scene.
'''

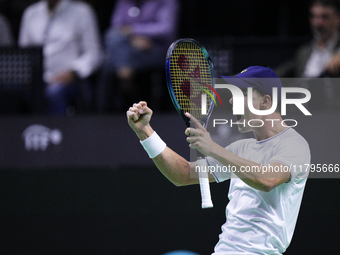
[0,0,340,115]
[0,0,179,115]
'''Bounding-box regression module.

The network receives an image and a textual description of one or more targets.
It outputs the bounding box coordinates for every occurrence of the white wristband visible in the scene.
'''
[140,131,166,158]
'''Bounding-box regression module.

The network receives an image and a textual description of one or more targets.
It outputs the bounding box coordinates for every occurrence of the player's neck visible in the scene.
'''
[252,113,287,141]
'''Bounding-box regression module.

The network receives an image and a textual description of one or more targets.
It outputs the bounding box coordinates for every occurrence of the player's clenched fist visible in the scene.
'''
[127,101,154,140]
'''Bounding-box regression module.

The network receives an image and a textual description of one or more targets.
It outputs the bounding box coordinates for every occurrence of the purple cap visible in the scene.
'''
[220,66,282,99]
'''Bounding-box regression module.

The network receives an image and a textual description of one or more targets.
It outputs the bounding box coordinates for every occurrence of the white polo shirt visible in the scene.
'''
[207,128,310,255]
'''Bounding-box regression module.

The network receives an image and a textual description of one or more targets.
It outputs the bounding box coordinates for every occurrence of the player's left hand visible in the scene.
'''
[184,112,217,156]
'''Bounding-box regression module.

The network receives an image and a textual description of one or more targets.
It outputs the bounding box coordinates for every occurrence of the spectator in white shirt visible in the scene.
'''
[19,0,103,115]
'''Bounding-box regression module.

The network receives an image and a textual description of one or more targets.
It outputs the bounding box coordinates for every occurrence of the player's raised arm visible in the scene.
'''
[185,111,291,192]
[127,101,201,186]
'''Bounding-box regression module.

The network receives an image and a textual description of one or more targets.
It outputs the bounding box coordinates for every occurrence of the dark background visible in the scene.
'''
[0,0,339,255]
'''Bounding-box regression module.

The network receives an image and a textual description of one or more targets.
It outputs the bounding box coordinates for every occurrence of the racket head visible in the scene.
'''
[165,38,215,127]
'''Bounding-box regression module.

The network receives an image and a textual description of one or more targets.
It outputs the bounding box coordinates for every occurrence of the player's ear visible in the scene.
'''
[261,95,271,109]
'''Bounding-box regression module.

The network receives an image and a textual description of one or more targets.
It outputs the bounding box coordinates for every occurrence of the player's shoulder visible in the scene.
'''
[280,128,308,145]
[277,128,310,156]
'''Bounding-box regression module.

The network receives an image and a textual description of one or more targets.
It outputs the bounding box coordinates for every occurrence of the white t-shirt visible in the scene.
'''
[207,128,310,255]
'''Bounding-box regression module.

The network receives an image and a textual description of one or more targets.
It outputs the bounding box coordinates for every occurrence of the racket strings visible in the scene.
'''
[169,42,213,119]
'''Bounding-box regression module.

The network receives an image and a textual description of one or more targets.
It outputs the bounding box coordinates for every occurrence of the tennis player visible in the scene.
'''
[127,66,310,255]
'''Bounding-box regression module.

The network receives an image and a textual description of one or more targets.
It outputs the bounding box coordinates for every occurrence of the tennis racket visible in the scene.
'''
[165,38,216,209]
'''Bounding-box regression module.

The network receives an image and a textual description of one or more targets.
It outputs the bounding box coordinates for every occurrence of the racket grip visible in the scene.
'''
[197,157,213,209]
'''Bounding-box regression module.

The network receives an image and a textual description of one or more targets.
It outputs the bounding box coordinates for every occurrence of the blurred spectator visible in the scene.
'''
[96,0,179,113]
[0,12,14,45]
[275,0,340,78]
[19,0,103,115]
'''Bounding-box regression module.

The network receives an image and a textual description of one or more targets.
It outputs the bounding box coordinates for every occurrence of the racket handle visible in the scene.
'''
[197,157,213,209]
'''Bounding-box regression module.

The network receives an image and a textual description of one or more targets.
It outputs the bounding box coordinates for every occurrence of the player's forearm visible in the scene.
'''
[209,146,286,191]
[134,125,194,186]
[153,147,195,187]
[134,125,154,141]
